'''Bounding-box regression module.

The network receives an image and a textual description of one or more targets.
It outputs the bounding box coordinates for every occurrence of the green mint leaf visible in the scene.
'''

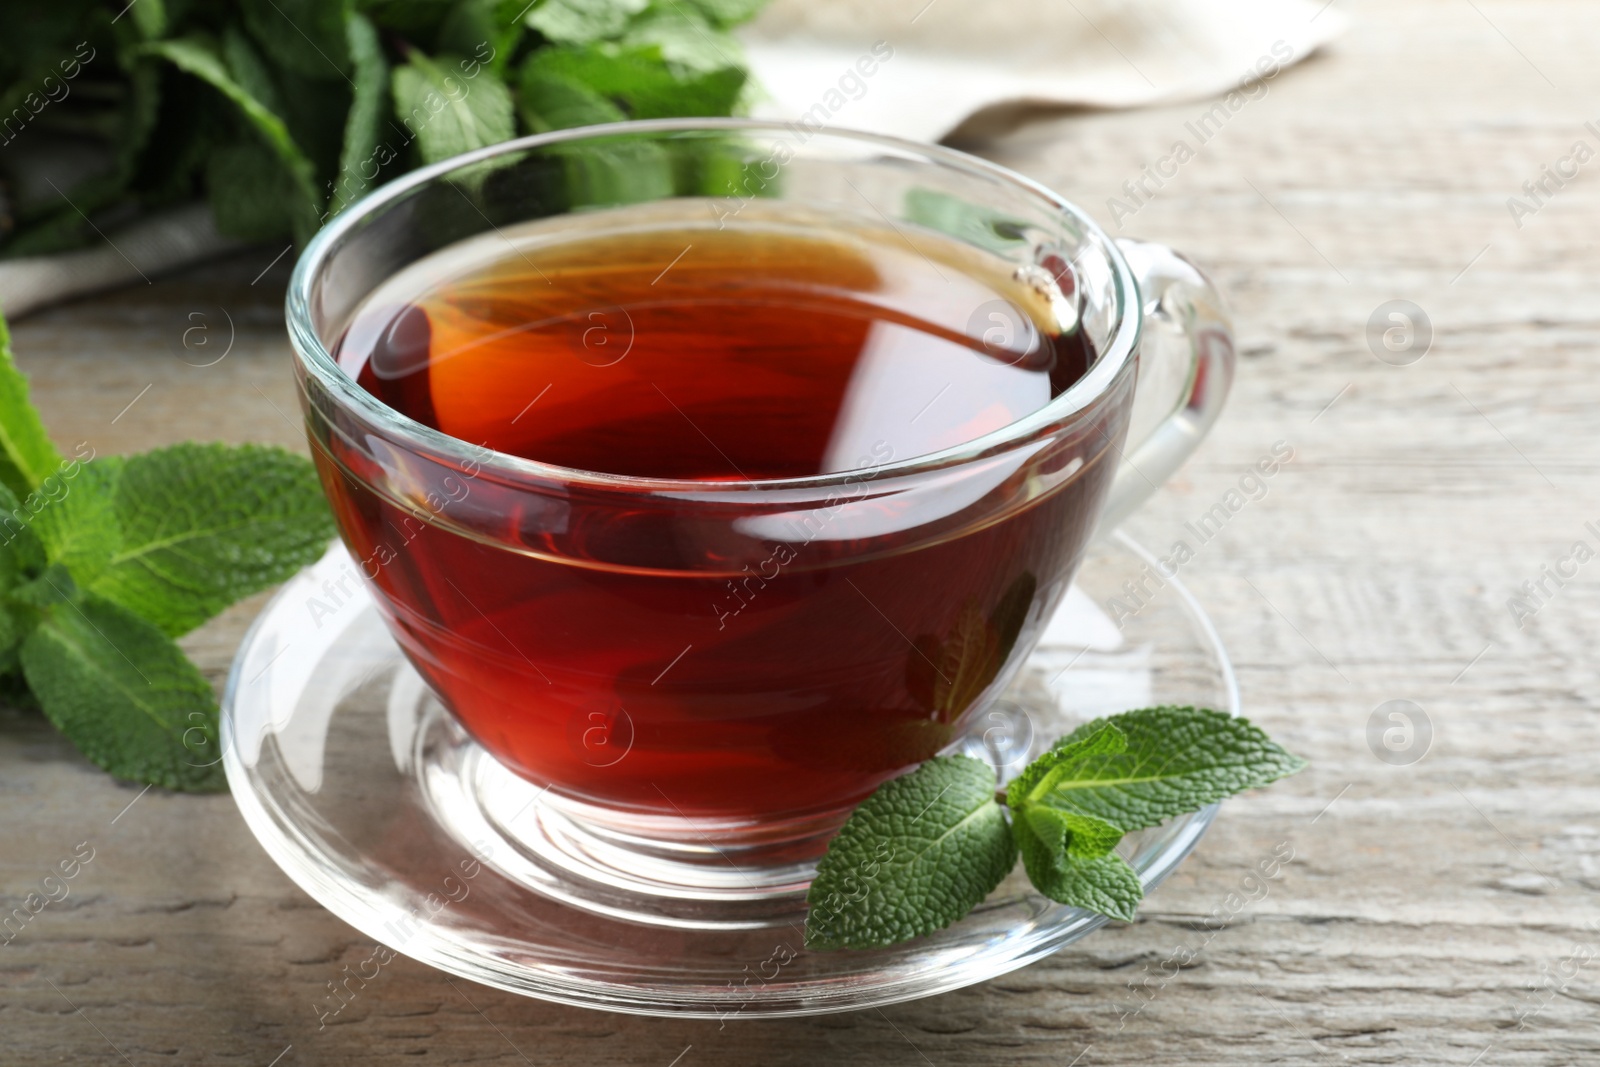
[23,457,124,584]
[1008,707,1308,833]
[438,1,527,75]
[279,73,358,179]
[0,597,26,664]
[91,61,165,211]
[20,592,225,792]
[0,480,35,577]
[330,12,390,215]
[240,0,354,81]
[805,755,1016,950]
[391,51,516,165]
[0,44,157,239]
[206,141,305,242]
[360,0,454,38]
[10,561,78,612]
[0,488,42,656]
[674,0,769,29]
[527,0,649,45]
[0,314,65,498]
[527,44,745,119]
[89,443,336,638]
[124,64,204,206]
[621,6,744,77]
[130,0,169,39]
[1005,720,1128,808]
[1012,768,1139,918]
[519,68,626,131]
[1014,809,1143,922]
[0,495,47,581]
[1022,805,1126,861]
[144,36,323,242]
[222,25,287,119]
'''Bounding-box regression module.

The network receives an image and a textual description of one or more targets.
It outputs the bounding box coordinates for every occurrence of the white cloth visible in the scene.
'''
[0,0,1344,319]
[0,203,242,319]
[740,0,1346,141]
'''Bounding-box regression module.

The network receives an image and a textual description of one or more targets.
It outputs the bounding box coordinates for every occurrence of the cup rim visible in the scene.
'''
[286,117,1142,494]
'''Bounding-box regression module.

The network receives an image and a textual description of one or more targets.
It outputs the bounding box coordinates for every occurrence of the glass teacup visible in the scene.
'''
[286,119,1233,918]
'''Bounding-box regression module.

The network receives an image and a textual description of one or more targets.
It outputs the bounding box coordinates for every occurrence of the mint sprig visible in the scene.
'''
[0,0,770,256]
[0,312,335,791]
[805,707,1307,949]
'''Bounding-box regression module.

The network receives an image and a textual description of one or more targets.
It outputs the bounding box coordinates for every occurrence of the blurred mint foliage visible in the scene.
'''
[0,310,337,791]
[0,0,770,254]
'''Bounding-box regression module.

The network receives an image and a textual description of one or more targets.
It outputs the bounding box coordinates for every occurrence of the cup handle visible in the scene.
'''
[1094,238,1237,536]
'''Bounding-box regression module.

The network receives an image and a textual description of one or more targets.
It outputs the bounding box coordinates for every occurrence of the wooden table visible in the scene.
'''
[5,1,1598,1062]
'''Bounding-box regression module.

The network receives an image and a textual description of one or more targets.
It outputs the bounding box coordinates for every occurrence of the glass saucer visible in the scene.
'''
[221,532,1237,1018]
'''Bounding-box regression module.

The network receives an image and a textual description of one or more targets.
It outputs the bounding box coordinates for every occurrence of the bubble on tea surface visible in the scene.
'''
[1366,300,1432,366]
[1366,699,1432,766]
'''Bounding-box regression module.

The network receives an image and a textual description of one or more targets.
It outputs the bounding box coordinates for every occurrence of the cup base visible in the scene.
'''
[415,685,839,929]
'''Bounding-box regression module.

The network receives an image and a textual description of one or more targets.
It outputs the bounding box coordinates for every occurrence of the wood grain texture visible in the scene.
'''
[4,1,1600,1062]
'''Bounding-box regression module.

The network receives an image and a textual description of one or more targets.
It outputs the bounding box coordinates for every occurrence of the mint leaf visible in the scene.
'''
[1007,707,1308,833]
[1013,783,1140,919]
[527,44,745,119]
[1015,815,1143,923]
[621,6,744,77]
[279,73,358,182]
[526,0,649,45]
[129,0,169,38]
[331,12,390,215]
[519,68,626,131]
[1004,720,1128,809]
[222,25,287,119]
[10,562,79,612]
[805,755,1015,950]
[1022,805,1125,861]
[675,0,768,28]
[240,0,353,81]
[0,481,40,658]
[145,36,322,241]
[90,443,335,638]
[20,592,225,792]
[0,484,46,580]
[392,51,516,165]
[24,456,123,583]
[438,1,528,75]
[0,315,64,498]
[206,141,307,242]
